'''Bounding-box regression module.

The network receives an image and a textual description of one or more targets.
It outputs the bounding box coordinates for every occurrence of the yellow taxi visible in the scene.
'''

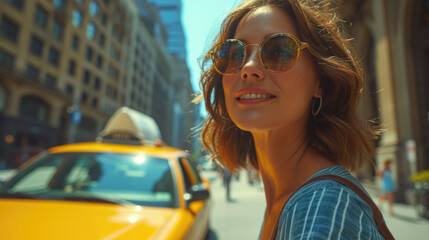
[0,107,211,240]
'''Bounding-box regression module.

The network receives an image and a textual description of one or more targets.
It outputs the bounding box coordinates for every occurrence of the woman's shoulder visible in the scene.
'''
[276,166,383,239]
[286,166,373,211]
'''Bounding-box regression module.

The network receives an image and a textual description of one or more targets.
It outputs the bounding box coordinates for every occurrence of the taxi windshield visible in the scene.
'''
[0,152,177,208]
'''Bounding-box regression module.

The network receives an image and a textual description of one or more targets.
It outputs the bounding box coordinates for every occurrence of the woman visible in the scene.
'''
[198,0,392,239]
[378,159,396,216]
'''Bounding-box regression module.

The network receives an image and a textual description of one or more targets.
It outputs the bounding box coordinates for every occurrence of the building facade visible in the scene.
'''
[336,0,429,215]
[0,0,196,169]
[146,0,187,60]
[144,0,194,150]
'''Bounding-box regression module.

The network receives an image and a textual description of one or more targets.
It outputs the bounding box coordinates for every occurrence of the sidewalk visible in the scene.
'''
[363,184,429,240]
[201,170,266,240]
[201,170,429,240]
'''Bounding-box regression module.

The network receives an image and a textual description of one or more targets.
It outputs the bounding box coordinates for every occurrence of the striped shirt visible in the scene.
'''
[275,166,385,240]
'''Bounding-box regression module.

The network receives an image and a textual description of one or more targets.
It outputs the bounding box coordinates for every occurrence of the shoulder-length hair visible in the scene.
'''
[198,0,377,172]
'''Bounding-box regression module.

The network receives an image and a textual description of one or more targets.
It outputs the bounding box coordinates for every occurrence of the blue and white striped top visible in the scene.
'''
[275,166,385,240]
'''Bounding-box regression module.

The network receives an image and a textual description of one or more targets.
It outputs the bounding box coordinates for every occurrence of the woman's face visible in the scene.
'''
[222,6,321,133]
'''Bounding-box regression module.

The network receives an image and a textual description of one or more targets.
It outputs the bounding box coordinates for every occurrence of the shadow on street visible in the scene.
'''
[205,229,218,240]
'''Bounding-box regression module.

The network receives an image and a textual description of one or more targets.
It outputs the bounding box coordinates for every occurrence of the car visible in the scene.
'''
[0,107,211,240]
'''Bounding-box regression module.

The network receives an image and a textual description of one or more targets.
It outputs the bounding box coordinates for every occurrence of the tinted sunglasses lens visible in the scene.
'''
[261,35,299,72]
[214,40,245,74]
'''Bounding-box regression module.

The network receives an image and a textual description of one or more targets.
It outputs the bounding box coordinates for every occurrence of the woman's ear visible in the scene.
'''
[313,82,322,98]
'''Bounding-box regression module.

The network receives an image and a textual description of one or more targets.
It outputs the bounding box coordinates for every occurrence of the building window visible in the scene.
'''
[29,35,44,57]
[101,13,107,25]
[85,46,93,61]
[68,59,76,76]
[109,44,115,57]
[83,70,91,85]
[94,77,101,90]
[0,16,20,42]
[71,34,79,51]
[81,91,88,103]
[52,20,63,40]
[19,96,48,123]
[91,98,98,108]
[45,73,57,88]
[89,1,99,17]
[54,0,66,9]
[0,48,15,68]
[72,9,82,27]
[48,47,60,66]
[7,0,25,10]
[96,55,103,68]
[107,64,113,77]
[105,84,111,97]
[34,5,48,28]
[98,33,105,47]
[26,64,40,80]
[65,84,74,96]
[86,22,96,40]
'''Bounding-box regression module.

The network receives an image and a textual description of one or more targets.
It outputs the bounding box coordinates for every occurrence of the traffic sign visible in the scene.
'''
[69,109,82,124]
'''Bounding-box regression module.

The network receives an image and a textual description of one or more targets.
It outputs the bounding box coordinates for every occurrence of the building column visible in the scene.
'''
[371,0,417,203]
[370,0,402,197]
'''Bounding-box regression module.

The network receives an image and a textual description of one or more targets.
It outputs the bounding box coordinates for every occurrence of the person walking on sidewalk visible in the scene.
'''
[197,0,394,239]
[378,159,396,216]
[221,167,233,201]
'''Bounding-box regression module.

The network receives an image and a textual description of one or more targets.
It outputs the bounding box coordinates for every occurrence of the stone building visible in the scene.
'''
[337,0,429,215]
[0,0,195,168]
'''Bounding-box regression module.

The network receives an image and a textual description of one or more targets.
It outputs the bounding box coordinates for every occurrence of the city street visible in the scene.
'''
[1,169,428,239]
[201,170,429,240]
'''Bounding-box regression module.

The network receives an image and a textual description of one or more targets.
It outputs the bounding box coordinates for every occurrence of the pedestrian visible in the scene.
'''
[378,159,396,216]
[221,166,233,201]
[197,0,394,239]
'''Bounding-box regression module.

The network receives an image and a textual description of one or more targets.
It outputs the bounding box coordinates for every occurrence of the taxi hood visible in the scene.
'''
[0,199,184,240]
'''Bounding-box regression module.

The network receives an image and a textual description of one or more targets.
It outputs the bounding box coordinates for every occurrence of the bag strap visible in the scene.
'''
[270,175,394,240]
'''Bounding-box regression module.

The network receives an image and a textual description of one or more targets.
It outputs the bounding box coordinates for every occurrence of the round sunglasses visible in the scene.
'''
[210,33,309,75]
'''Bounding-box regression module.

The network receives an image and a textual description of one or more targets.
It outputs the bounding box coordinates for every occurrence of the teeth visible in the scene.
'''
[239,93,273,100]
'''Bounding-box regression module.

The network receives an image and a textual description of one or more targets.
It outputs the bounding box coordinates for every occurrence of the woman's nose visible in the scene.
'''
[241,47,264,80]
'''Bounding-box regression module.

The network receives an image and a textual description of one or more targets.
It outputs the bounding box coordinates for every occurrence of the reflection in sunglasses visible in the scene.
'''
[211,33,308,75]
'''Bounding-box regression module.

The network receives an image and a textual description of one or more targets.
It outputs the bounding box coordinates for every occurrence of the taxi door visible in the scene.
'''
[179,158,211,240]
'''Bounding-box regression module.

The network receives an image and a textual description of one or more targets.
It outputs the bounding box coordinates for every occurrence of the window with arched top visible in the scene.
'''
[0,85,5,112]
[19,96,49,123]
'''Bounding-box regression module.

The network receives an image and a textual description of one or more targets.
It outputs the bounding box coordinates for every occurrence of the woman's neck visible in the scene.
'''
[253,127,334,211]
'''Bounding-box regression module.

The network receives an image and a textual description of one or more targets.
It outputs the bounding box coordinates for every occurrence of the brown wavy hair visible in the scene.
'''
[198,0,377,172]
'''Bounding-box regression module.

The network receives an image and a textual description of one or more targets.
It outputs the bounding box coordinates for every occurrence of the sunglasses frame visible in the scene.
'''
[209,33,309,75]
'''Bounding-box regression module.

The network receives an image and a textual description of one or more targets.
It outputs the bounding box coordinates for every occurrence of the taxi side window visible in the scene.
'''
[186,158,202,183]
[179,158,201,191]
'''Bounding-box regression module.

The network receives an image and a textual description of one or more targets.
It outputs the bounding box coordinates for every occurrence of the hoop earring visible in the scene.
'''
[312,97,322,116]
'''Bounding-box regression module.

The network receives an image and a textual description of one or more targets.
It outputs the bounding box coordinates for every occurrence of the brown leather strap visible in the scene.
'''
[270,175,394,240]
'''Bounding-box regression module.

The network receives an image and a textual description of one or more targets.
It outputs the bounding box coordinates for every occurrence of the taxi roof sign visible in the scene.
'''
[97,107,162,145]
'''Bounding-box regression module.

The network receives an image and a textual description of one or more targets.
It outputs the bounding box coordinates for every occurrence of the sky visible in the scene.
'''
[182,0,241,95]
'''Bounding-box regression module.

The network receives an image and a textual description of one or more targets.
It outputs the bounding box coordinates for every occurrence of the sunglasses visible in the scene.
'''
[210,33,309,75]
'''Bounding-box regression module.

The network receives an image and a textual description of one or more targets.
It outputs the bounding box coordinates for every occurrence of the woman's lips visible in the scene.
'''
[235,88,276,104]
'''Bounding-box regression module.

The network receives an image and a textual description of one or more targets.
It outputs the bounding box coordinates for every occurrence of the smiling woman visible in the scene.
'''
[198,0,393,239]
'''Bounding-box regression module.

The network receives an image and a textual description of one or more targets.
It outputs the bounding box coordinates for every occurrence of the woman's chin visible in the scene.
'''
[233,119,277,132]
